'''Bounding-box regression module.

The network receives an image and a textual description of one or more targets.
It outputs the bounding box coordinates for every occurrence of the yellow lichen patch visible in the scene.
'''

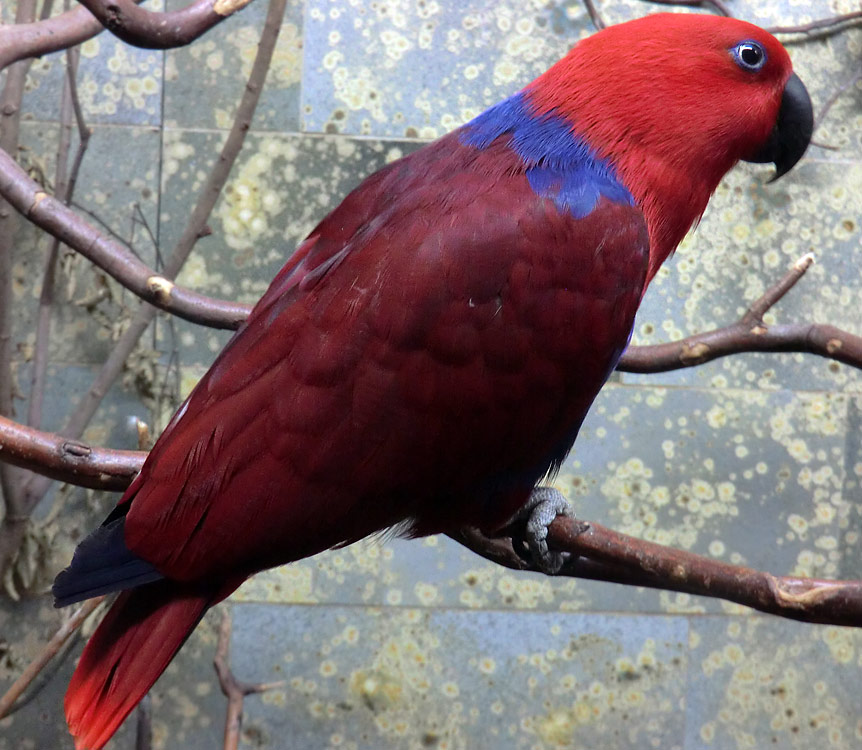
[334,612,465,745]
[349,669,403,711]
[162,134,198,182]
[821,627,856,665]
[697,618,860,746]
[232,23,302,86]
[232,564,315,603]
[496,574,554,609]
[174,254,224,291]
[476,657,496,675]
[535,708,578,746]
[414,582,439,606]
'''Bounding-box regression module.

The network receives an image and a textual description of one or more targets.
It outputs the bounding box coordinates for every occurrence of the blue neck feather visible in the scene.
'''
[460,91,633,218]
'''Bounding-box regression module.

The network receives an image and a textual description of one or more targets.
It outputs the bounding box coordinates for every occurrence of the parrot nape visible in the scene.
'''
[53,13,813,749]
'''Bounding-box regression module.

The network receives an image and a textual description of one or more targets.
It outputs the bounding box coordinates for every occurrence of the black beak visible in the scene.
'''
[745,72,813,182]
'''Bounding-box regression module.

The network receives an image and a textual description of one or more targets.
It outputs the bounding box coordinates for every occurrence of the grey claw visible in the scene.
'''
[511,487,574,575]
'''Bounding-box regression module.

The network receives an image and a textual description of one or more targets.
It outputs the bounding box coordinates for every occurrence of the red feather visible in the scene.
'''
[63,135,650,747]
[57,13,803,748]
[122,132,649,578]
[527,13,794,281]
[64,580,236,750]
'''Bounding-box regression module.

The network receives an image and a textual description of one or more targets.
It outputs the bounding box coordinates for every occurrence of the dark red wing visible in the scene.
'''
[122,132,650,581]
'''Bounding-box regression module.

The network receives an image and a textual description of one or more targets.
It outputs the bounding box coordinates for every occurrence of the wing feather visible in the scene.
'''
[115,130,650,580]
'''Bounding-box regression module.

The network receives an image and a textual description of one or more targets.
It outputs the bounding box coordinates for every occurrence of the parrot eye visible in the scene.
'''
[732,41,767,72]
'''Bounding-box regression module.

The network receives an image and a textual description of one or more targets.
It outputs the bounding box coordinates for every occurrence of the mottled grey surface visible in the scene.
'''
[2,1,861,749]
[229,604,689,750]
[164,0,304,131]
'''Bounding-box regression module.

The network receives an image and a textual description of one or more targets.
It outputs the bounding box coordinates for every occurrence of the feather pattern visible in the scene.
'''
[118,132,648,579]
[54,13,808,749]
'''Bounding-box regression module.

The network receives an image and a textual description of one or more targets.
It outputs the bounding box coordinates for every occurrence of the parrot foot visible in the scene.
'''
[510,487,577,575]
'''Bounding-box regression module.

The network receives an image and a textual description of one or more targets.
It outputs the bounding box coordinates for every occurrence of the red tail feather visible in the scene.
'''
[65,582,218,750]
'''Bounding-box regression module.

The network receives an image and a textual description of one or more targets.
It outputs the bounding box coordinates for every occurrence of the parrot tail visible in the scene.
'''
[65,580,219,750]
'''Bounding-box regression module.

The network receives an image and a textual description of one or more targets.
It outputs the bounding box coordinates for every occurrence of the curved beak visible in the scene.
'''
[745,72,813,182]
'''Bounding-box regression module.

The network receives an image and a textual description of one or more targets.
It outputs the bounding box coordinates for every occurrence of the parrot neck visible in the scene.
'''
[524,71,741,286]
[460,92,635,219]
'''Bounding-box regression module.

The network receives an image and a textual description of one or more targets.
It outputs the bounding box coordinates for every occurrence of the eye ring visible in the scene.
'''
[732,40,767,72]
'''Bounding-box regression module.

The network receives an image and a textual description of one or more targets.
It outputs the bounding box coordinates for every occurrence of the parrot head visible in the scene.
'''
[526,13,813,280]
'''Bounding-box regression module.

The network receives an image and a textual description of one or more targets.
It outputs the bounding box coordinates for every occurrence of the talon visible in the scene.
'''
[510,487,574,575]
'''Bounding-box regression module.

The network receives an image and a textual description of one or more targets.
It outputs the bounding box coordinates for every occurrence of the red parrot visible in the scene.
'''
[53,13,812,749]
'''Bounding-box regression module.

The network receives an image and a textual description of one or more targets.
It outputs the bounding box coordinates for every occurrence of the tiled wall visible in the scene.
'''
[2,1,861,748]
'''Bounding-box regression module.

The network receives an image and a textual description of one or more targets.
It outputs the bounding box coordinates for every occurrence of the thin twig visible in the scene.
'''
[744,252,813,322]
[814,69,862,133]
[0,596,105,719]
[28,35,88,432]
[214,609,285,750]
[11,0,289,519]
[135,694,153,750]
[768,11,862,36]
[63,46,91,201]
[642,0,732,17]
[0,0,40,582]
[582,0,605,30]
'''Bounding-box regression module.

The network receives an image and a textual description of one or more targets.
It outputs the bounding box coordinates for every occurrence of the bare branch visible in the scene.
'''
[214,609,284,750]
[3,419,862,629]
[0,596,105,719]
[0,414,143,490]
[76,0,253,50]
[641,0,732,17]
[768,11,862,36]
[451,519,862,627]
[618,255,862,373]
[582,0,605,30]
[0,1,142,70]
[0,148,250,329]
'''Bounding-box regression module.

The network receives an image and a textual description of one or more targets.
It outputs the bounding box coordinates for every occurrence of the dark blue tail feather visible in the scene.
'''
[52,517,163,608]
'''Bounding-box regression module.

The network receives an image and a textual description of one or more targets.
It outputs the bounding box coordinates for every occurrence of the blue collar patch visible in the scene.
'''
[460,92,633,218]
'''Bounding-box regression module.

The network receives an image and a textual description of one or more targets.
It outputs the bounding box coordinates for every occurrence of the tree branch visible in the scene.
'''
[581,0,605,30]
[0,148,250,329]
[3,420,862,629]
[642,0,732,16]
[768,11,862,36]
[0,0,40,581]
[0,1,144,70]
[451,520,862,627]
[0,596,105,719]
[618,254,862,373]
[0,414,143,490]
[76,0,253,50]
[214,609,284,750]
